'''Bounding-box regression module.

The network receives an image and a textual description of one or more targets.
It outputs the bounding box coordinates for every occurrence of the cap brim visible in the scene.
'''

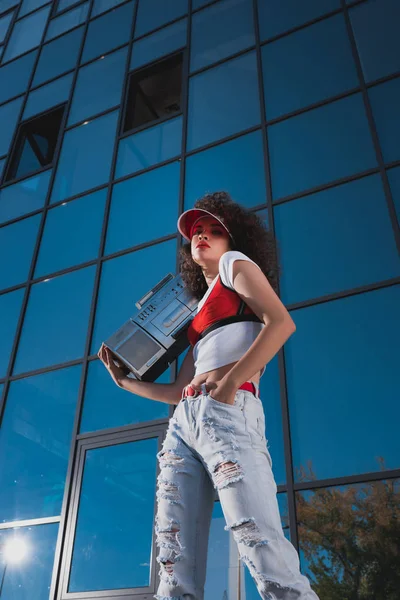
[177,208,216,241]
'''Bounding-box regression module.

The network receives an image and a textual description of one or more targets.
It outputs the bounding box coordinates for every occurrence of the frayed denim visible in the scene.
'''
[154,386,320,600]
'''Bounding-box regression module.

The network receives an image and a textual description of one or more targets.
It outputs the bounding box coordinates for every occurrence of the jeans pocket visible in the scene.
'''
[205,393,242,410]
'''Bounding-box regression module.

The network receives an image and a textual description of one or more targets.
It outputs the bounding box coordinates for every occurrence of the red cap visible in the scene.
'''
[177,208,233,242]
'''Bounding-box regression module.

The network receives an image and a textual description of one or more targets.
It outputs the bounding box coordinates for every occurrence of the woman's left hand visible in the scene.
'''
[191,378,238,406]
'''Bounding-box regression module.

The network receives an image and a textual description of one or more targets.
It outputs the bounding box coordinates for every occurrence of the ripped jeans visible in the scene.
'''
[154,383,320,600]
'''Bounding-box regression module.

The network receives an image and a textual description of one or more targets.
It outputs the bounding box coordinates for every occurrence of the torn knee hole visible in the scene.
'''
[226,518,268,548]
[157,477,181,505]
[213,460,244,489]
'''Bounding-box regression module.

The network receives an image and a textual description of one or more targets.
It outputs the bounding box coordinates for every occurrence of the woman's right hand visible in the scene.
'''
[97,343,130,389]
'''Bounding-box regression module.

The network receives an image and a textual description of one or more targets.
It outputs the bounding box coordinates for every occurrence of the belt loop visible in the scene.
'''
[200,382,208,396]
[253,381,259,398]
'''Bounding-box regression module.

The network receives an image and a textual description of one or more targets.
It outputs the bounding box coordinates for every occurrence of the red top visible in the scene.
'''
[187,276,262,347]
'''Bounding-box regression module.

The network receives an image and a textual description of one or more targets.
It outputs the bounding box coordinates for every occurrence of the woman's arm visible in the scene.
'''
[222,260,296,389]
[98,343,195,405]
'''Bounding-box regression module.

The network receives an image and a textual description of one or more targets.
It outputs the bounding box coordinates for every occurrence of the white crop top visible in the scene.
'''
[193,250,266,377]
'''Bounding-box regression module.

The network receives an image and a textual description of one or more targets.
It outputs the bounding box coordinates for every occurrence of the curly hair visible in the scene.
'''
[179,191,281,300]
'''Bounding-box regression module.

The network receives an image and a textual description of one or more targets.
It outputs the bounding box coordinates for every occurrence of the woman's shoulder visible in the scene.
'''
[218,251,260,289]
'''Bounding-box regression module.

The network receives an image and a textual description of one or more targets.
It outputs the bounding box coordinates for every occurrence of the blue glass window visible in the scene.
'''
[3,4,50,62]
[107,161,180,254]
[0,523,58,600]
[19,0,49,18]
[350,0,400,82]
[51,110,119,202]
[13,266,96,374]
[35,188,107,277]
[185,130,266,210]
[45,1,89,41]
[191,0,254,72]
[268,93,377,199]
[368,76,400,164]
[0,49,36,105]
[0,289,24,377]
[262,14,358,120]
[33,26,84,86]
[0,158,5,179]
[257,0,340,41]
[68,437,158,591]
[0,0,18,12]
[57,0,81,11]
[135,0,187,37]
[0,96,23,158]
[274,175,400,306]
[91,239,177,353]
[68,47,127,125]
[187,51,260,151]
[258,354,286,485]
[130,17,186,70]
[0,366,80,521]
[286,284,400,481]
[23,73,73,119]
[0,169,51,225]
[0,214,40,290]
[80,361,170,432]
[0,11,13,44]
[192,0,214,8]
[116,116,182,179]
[91,0,127,17]
[81,1,134,63]
[388,167,400,223]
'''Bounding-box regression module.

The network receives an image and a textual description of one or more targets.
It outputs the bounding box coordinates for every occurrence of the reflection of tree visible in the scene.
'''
[295,459,400,599]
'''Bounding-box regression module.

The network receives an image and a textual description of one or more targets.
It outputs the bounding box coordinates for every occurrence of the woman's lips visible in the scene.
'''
[196,243,210,248]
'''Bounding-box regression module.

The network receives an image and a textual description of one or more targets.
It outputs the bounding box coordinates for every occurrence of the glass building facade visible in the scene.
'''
[0,0,399,598]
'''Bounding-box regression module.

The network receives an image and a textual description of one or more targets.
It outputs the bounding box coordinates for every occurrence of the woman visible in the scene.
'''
[98,192,320,600]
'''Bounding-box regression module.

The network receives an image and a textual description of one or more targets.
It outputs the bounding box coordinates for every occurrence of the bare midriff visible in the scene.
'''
[187,360,261,392]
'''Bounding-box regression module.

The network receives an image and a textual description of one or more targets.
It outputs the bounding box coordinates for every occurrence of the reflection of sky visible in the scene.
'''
[0,523,58,600]
[69,437,157,592]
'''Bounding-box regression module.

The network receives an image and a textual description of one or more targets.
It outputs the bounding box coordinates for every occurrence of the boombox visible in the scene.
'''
[104,273,199,382]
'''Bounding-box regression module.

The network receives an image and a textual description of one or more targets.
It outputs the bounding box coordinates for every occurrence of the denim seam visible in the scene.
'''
[192,458,204,591]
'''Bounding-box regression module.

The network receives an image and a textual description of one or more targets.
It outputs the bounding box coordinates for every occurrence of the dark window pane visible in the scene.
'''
[187,51,260,151]
[368,76,400,164]
[80,360,170,432]
[0,49,36,104]
[185,130,266,211]
[108,160,180,253]
[130,17,186,71]
[0,96,24,157]
[13,266,96,374]
[19,0,49,18]
[6,105,65,182]
[350,0,400,82]
[268,94,377,199]
[3,4,50,61]
[23,73,73,120]
[274,175,400,305]
[135,0,187,37]
[91,0,127,17]
[0,523,58,600]
[286,285,400,482]
[124,51,183,132]
[191,0,254,72]
[51,109,119,202]
[33,26,85,87]
[297,480,400,598]
[0,10,13,43]
[81,1,134,63]
[116,116,182,179]
[0,289,24,377]
[91,239,177,353]
[35,188,107,277]
[0,158,5,179]
[0,169,51,225]
[257,0,340,41]
[262,14,358,120]
[57,0,81,11]
[0,366,80,521]
[68,47,127,126]
[0,214,40,289]
[45,0,89,41]
[388,166,400,223]
[68,437,158,591]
